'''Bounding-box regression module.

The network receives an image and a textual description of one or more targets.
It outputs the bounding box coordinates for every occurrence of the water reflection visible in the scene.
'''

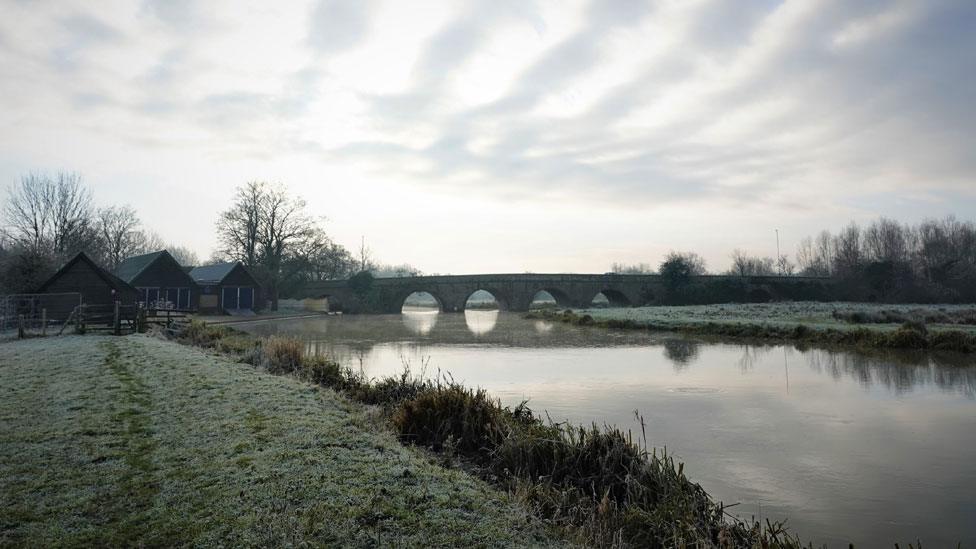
[736,345,772,372]
[402,309,438,335]
[238,312,976,545]
[533,320,554,334]
[464,309,498,335]
[662,338,701,371]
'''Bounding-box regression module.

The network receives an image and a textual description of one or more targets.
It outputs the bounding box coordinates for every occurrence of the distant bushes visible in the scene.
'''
[654,277,832,306]
[832,308,976,326]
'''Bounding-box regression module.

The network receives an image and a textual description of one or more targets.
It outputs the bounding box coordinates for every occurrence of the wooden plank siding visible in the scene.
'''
[116,251,199,311]
[35,253,140,320]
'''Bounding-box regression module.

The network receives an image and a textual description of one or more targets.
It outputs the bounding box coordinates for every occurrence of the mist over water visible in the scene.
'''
[243,311,976,547]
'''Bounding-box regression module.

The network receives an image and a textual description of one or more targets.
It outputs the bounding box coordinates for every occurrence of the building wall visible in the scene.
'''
[219,265,263,311]
[43,261,138,309]
[130,255,200,310]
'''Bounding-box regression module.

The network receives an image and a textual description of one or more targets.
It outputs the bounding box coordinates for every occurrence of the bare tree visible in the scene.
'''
[777,254,796,276]
[863,217,908,264]
[610,262,655,274]
[134,230,166,256]
[215,181,330,310]
[815,231,834,275]
[796,237,819,275]
[372,263,422,277]
[728,249,776,276]
[3,172,93,259]
[166,245,199,266]
[48,173,93,258]
[832,222,863,277]
[216,181,264,265]
[3,174,50,251]
[95,205,143,270]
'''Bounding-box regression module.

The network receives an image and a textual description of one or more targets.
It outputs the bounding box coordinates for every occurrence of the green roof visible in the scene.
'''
[189,262,240,285]
[114,250,167,283]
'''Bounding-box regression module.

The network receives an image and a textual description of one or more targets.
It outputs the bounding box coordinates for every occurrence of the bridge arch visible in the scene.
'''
[533,288,574,308]
[593,289,631,308]
[464,289,507,311]
[400,290,446,312]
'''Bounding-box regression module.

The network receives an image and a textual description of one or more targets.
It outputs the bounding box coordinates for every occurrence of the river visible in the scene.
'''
[241,309,976,547]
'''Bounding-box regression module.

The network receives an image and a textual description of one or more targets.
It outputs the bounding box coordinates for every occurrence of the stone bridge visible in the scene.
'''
[301,273,832,314]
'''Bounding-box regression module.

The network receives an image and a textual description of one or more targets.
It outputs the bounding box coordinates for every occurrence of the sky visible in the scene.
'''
[0,0,974,274]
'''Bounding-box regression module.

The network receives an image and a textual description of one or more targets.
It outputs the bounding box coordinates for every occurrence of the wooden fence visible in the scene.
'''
[2,297,194,338]
[1,293,82,335]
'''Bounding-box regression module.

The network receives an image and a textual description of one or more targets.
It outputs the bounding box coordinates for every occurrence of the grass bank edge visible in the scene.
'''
[525,308,976,354]
[0,336,557,548]
[170,321,813,548]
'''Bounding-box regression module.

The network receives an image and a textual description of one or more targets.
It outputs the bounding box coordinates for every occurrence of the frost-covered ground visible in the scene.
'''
[0,335,557,547]
[576,302,976,333]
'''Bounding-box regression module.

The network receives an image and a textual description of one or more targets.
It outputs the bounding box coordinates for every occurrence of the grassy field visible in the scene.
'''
[0,335,558,547]
[524,302,976,352]
[576,302,976,333]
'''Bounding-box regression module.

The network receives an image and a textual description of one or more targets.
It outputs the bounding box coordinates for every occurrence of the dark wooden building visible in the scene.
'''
[36,252,139,319]
[115,250,198,310]
[189,262,262,314]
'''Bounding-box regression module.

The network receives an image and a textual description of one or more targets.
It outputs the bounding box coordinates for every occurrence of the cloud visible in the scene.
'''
[50,12,124,71]
[306,0,374,54]
[1,0,974,253]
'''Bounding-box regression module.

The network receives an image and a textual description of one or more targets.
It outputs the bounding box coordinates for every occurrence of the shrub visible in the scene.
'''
[929,331,976,353]
[260,336,304,374]
[791,324,811,338]
[393,385,508,454]
[300,355,349,388]
[349,368,432,406]
[216,334,261,358]
[180,320,229,347]
[900,319,928,334]
[885,326,929,350]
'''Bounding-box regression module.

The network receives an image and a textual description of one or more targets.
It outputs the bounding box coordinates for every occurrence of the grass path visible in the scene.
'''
[0,335,557,547]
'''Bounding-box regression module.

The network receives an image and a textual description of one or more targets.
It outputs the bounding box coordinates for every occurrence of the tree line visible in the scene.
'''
[794,216,976,301]
[212,181,423,309]
[0,174,420,307]
[0,172,199,294]
[611,215,976,302]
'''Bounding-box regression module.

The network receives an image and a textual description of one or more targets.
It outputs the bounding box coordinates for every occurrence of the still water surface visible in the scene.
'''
[243,310,976,547]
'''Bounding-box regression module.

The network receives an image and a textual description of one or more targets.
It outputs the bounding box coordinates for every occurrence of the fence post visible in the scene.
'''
[114,301,121,336]
[41,308,47,336]
[18,314,25,339]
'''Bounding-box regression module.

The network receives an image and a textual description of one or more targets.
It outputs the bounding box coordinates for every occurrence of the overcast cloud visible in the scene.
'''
[0,0,974,273]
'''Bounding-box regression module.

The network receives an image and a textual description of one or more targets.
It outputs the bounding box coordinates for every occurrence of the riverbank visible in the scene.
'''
[0,335,558,547]
[167,321,807,547]
[527,302,976,353]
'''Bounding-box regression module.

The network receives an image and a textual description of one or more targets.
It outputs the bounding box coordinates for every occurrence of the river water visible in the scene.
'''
[241,309,976,547]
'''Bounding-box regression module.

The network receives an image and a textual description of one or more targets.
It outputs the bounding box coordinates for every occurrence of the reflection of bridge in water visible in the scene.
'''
[238,311,976,396]
[303,273,831,314]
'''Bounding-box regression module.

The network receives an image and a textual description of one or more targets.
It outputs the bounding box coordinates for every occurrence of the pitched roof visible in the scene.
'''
[189,262,240,284]
[37,252,138,294]
[114,250,169,283]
